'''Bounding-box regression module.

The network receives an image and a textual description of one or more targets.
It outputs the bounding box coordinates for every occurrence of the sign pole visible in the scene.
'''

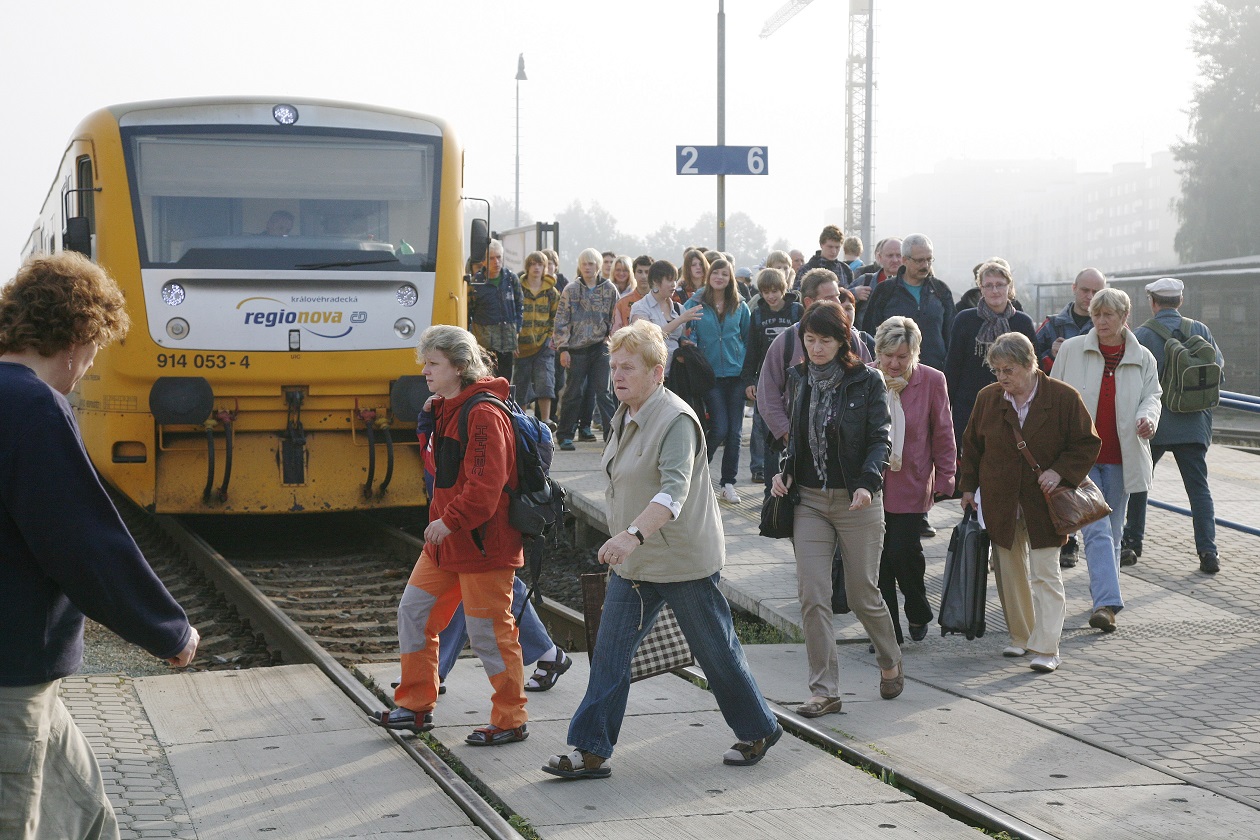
[717,0,726,251]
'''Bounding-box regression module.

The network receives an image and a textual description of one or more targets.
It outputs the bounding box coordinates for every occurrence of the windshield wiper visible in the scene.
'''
[296,256,401,269]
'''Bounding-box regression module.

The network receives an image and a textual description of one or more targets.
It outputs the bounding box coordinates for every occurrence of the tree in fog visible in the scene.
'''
[553,200,646,272]
[1173,0,1260,262]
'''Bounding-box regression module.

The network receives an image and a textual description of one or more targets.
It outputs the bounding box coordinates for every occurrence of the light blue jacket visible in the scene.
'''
[685,291,750,378]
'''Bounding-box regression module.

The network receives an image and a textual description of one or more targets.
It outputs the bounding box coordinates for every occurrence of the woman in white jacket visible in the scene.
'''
[1051,287,1162,633]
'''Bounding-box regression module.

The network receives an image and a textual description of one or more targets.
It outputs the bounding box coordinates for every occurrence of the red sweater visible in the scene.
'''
[1094,342,1125,465]
[427,377,523,572]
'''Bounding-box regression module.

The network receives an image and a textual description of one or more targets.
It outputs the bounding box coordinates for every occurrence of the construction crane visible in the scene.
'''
[760,0,874,249]
[759,0,813,38]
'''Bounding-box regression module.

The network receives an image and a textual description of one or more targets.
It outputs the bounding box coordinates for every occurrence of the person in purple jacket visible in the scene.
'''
[0,252,199,840]
[871,317,957,644]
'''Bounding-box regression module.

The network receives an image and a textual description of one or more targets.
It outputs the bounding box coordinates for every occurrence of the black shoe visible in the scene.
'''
[909,623,928,642]
[578,428,597,442]
[1199,552,1220,574]
[751,471,764,484]
[1122,536,1143,558]
[920,521,937,539]
[1059,537,1078,569]
[1119,548,1138,567]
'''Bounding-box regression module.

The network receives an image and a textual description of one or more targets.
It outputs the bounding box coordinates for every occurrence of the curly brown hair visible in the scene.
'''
[0,252,130,356]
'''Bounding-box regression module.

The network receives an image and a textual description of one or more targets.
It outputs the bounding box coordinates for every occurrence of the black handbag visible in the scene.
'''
[758,484,799,538]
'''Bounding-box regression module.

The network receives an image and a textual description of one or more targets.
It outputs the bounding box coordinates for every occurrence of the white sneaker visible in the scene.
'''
[1029,654,1061,673]
[720,484,741,504]
[744,405,754,418]
[1001,645,1026,658]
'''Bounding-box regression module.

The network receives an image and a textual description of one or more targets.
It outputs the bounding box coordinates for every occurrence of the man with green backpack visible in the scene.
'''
[1122,277,1225,574]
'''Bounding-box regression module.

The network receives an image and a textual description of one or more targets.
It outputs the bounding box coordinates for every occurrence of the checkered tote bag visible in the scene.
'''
[581,572,695,682]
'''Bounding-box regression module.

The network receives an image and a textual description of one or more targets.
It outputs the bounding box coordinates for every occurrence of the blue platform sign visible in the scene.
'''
[676,145,768,176]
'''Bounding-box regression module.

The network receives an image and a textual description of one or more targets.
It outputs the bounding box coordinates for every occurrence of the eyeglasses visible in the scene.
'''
[981,282,1010,291]
[906,255,933,265]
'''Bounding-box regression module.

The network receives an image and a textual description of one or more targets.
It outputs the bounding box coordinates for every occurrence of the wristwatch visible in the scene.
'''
[626,525,645,545]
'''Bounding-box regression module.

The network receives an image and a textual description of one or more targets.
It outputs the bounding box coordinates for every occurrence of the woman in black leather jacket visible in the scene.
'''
[771,301,904,718]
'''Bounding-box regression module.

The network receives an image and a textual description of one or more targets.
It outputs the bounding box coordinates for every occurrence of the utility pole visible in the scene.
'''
[716,0,726,250]
[514,54,527,227]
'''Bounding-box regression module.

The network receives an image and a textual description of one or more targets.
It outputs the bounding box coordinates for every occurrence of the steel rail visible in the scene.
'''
[153,514,523,840]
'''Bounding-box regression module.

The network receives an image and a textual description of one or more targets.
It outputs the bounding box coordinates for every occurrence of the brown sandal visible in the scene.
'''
[880,661,905,700]
[525,649,572,692]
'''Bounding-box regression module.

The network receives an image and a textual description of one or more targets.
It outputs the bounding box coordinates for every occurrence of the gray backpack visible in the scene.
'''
[1143,317,1221,413]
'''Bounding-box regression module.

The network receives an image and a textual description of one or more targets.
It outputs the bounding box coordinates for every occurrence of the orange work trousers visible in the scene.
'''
[394,550,526,730]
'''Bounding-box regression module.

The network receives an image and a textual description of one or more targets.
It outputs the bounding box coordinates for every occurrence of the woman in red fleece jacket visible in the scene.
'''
[373,325,528,746]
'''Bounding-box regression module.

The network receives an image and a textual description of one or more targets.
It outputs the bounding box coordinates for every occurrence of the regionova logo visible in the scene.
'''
[235,296,367,339]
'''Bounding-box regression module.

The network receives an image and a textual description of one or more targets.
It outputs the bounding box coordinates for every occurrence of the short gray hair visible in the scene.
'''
[985,332,1036,372]
[901,232,933,256]
[1089,287,1131,317]
[487,239,504,257]
[417,325,491,386]
[874,316,921,362]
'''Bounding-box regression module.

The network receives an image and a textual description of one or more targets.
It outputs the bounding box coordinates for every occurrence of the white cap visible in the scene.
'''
[1146,277,1184,296]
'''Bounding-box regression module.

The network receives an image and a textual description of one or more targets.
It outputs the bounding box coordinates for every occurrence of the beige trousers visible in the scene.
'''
[793,486,901,698]
[0,680,118,840]
[992,517,1066,656]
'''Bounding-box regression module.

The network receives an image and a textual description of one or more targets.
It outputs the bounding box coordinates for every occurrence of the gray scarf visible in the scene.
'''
[975,301,1014,355]
[806,359,844,486]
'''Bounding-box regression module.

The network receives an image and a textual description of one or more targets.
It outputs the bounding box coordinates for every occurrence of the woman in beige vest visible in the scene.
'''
[543,321,782,780]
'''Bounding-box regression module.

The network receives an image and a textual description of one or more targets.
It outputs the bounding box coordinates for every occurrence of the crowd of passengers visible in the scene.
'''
[1,223,1225,833]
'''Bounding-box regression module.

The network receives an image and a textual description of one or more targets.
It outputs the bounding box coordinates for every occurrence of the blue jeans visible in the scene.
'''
[558,343,615,440]
[704,377,745,485]
[567,571,777,759]
[438,575,553,679]
[1080,463,1126,612]
[1124,443,1216,556]
[749,403,767,477]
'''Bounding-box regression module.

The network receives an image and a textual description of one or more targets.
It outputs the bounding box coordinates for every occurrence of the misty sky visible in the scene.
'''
[0,0,1200,273]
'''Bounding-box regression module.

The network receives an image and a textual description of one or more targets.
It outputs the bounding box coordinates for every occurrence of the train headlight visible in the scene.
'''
[166,318,190,340]
[161,281,186,306]
[394,318,416,340]
[396,284,418,307]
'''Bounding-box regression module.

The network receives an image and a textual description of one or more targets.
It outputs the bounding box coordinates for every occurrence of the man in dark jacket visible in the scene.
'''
[851,236,903,326]
[1034,268,1105,373]
[860,233,954,371]
[468,239,524,380]
[798,224,855,289]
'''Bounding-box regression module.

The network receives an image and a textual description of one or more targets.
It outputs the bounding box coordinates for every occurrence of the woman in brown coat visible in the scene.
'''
[959,332,1100,674]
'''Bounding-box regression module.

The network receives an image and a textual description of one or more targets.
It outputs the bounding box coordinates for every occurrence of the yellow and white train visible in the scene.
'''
[23,97,479,513]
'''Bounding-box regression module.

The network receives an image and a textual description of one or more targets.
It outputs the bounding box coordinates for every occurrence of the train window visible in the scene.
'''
[76,156,96,231]
[124,129,440,272]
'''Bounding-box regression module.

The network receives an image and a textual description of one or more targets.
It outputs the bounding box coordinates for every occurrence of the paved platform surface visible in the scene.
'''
[549,434,1260,816]
[358,658,982,839]
[64,665,488,839]
[65,435,1260,838]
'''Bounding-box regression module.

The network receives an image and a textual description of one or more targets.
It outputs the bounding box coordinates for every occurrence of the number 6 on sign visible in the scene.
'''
[747,147,765,174]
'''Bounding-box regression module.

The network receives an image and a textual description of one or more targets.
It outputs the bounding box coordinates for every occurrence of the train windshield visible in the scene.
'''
[124,128,441,271]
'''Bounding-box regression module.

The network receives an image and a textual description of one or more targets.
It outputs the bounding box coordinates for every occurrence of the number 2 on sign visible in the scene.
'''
[680,146,699,174]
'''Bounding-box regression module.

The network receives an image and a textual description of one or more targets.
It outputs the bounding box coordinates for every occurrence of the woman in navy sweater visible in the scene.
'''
[944,261,1037,450]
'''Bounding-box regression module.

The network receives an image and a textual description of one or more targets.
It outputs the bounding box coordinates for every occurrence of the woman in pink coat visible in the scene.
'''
[871,317,957,643]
